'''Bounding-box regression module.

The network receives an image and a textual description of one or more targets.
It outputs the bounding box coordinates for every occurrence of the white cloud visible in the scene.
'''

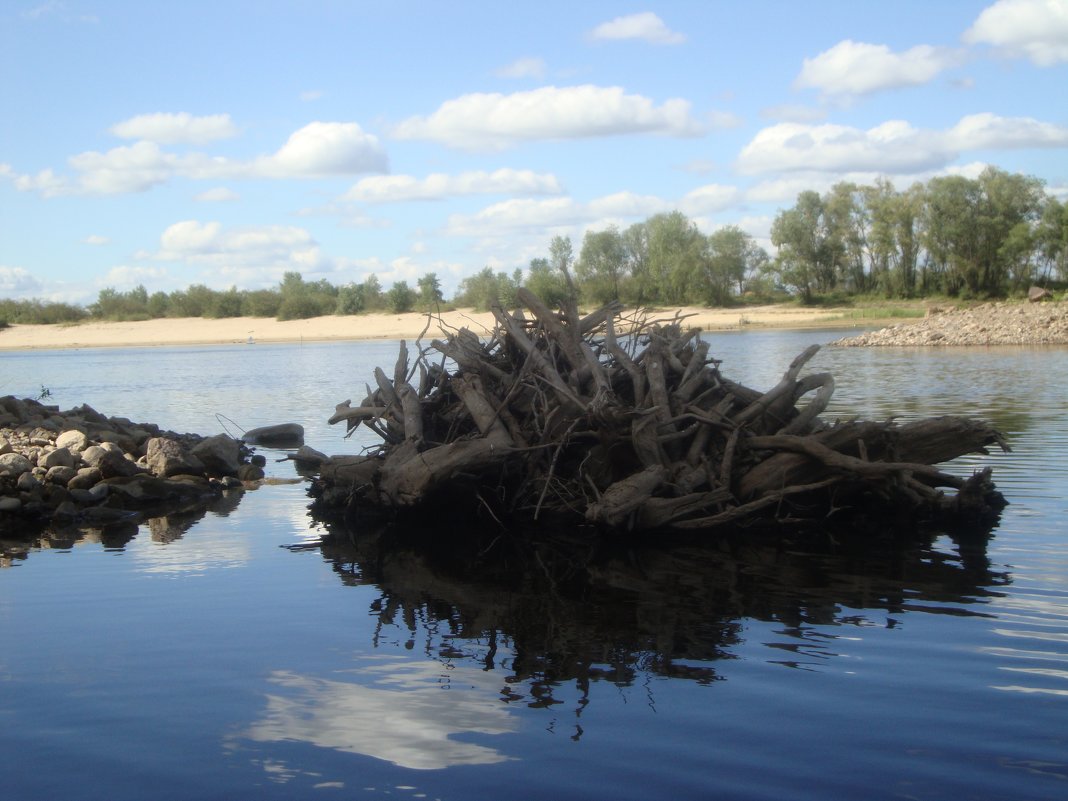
[110,112,239,145]
[153,221,330,287]
[494,57,546,79]
[392,85,702,150]
[795,40,963,97]
[300,89,325,102]
[0,266,43,296]
[948,111,1068,149]
[84,234,110,245]
[738,120,949,174]
[590,12,686,44]
[99,265,168,288]
[257,121,388,177]
[964,0,1068,66]
[194,186,240,202]
[737,114,1068,175]
[679,184,742,215]
[10,120,387,197]
[342,168,563,202]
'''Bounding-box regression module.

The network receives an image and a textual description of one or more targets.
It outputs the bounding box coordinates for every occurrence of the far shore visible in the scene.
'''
[0,304,899,352]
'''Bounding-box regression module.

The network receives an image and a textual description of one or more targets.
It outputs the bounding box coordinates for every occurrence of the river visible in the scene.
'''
[2,331,1066,800]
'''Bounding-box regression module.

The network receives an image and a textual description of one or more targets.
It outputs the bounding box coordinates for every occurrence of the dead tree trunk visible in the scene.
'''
[310,293,1009,535]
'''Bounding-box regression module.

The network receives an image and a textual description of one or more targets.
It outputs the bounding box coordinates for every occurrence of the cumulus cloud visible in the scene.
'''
[679,184,742,215]
[590,12,686,44]
[110,112,239,144]
[342,169,563,202]
[494,57,546,79]
[964,0,1068,65]
[795,40,963,97]
[153,220,330,285]
[9,120,387,197]
[737,113,1068,175]
[0,266,43,296]
[258,121,387,177]
[194,186,240,202]
[99,265,168,288]
[392,85,702,150]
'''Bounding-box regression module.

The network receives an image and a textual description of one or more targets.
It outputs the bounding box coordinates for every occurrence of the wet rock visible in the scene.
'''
[145,437,206,478]
[0,496,22,512]
[237,464,265,481]
[191,434,241,476]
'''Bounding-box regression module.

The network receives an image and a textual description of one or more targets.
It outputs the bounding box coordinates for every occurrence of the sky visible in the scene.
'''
[2,0,1067,304]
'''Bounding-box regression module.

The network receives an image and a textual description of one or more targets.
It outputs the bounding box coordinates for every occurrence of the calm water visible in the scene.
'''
[2,332,1066,801]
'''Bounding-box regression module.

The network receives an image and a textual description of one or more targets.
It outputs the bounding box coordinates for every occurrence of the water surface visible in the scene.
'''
[2,332,1066,800]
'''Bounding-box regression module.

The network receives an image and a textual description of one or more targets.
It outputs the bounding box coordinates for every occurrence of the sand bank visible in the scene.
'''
[0,304,866,351]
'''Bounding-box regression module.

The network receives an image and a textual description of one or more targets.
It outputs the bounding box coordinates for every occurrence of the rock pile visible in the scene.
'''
[835,300,1068,347]
[0,395,265,533]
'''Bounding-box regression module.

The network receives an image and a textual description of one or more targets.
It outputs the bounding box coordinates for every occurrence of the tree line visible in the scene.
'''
[3,166,1064,327]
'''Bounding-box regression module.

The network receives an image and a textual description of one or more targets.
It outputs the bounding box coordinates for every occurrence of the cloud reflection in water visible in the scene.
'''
[242,661,518,770]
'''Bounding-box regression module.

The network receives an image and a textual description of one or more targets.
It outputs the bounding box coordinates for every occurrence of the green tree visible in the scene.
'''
[577,226,627,304]
[646,211,706,305]
[525,257,569,308]
[387,280,416,313]
[417,272,444,309]
[335,282,365,315]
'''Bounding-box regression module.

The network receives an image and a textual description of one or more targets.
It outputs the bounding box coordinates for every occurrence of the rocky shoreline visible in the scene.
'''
[834,300,1068,347]
[0,395,267,534]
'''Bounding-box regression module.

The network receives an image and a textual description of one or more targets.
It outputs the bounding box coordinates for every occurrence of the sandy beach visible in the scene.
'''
[0,304,869,351]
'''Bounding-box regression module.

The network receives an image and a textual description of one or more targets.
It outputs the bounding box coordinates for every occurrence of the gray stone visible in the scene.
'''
[0,452,33,476]
[145,437,206,478]
[0,437,11,456]
[38,447,76,470]
[52,501,79,520]
[236,464,265,481]
[17,472,42,492]
[46,465,78,486]
[55,429,90,453]
[66,467,102,490]
[0,496,22,512]
[68,488,97,504]
[96,449,145,479]
[191,434,241,476]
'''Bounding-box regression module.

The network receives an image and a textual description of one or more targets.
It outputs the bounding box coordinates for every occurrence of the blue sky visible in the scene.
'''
[2,0,1067,304]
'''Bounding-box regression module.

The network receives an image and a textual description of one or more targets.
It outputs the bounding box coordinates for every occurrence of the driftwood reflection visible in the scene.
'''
[305,518,1009,716]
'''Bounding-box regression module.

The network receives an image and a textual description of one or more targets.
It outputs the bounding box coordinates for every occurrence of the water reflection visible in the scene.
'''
[304,520,1010,709]
[0,489,247,567]
[240,662,517,770]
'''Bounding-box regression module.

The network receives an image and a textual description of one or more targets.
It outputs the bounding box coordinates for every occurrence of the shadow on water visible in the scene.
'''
[298,514,1010,711]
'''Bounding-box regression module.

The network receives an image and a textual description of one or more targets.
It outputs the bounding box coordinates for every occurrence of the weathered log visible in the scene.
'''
[312,291,1008,536]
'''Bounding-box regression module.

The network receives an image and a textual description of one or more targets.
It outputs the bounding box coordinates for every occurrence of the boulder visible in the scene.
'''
[56,429,90,453]
[0,496,22,512]
[67,467,103,490]
[236,464,265,481]
[46,465,78,486]
[191,434,241,476]
[0,437,11,455]
[0,452,33,476]
[17,472,41,492]
[144,437,205,478]
[243,423,304,448]
[39,447,76,470]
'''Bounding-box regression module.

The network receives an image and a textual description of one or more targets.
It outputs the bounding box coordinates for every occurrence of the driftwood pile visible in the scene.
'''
[311,289,1007,534]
